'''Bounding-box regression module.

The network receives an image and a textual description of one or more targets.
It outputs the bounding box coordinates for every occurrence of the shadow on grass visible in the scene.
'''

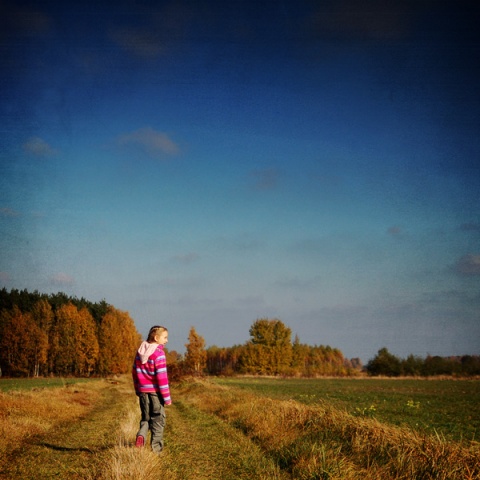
[37,442,111,453]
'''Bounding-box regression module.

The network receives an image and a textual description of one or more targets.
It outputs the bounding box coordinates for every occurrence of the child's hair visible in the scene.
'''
[147,325,168,343]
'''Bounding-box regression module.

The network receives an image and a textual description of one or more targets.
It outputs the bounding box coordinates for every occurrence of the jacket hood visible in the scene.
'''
[137,340,159,364]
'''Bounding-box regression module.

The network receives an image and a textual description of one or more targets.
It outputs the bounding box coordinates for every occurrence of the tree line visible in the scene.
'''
[202,318,358,377]
[366,347,480,377]
[0,288,141,377]
[183,321,480,378]
[2,288,478,378]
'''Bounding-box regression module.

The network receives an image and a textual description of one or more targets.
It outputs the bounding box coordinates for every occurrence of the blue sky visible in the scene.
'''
[1,0,479,362]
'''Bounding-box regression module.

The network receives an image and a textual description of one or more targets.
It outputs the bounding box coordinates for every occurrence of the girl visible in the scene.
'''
[132,325,172,452]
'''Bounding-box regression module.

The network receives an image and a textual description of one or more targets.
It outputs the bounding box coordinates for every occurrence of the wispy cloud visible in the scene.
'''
[0,207,20,217]
[109,2,193,58]
[249,168,280,191]
[459,222,480,232]
[274,275,322,290]
[171,252,200,265]
[7,5,52,36]
[309,0,412,42]
[216,233,263,252]
[387,225,402,236]
[454,254,480,276]
[117,127,180,158]
[0,272,11,284]
[109,27,166,58]
[23,137,58,157]
[50,272,75,286]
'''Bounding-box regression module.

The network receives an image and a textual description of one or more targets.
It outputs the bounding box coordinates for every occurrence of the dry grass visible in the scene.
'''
[97,388,289,480]
[175,379,480,480]
[2,376,478,479]
[0,382,101,460]
[0,378,133,479]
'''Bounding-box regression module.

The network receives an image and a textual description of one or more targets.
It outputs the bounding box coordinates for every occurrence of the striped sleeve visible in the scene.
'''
[155,351,172,405]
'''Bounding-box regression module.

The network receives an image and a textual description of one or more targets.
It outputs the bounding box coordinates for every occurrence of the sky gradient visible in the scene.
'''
[1,0,479,362]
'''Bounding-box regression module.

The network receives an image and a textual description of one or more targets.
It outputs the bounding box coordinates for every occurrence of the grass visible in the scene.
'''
[0,378,130,479]
[213,377,480,443]
[0,376,95,392]
[1,375,479,479]
[174,378,480,479]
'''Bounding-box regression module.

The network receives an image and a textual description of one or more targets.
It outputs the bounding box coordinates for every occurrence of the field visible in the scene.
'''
[213,377,480,443]
[1,375,479,479]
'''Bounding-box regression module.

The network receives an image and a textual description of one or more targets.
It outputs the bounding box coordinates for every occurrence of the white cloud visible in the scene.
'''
[117,127,180,158]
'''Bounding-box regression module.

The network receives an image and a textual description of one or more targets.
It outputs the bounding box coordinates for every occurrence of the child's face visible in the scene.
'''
[155,330,168,345]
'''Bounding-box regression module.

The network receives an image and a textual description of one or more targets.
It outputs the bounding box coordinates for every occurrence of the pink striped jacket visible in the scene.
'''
[132,344,172,405]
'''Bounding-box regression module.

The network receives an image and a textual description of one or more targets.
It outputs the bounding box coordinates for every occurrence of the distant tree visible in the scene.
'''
[51,303,99,376]
[30,299,54,376]
[240,318,292,375]
[461,355,480,375]
[98,307,141,374]
[51,303,77,375]
[401,354,423,376]
[291,335,309,375]
[89,299,110,324]
[75,307,99,376]
[349,358,363,370]
[422,355,457,376]
[366,347,402,376]
[0,306,47,376]
[184,327,207,375]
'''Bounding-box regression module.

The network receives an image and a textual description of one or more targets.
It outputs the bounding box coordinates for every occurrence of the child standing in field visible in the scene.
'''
[132,325,172,453]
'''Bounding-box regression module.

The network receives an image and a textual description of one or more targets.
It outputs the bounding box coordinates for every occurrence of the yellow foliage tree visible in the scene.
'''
[76,306,99,376]
[184,326,207,375]
[98,307,141,374]
[30,299,54,376]
[0,306,48,376]
[52,303,99,376]
[241,318,292,375]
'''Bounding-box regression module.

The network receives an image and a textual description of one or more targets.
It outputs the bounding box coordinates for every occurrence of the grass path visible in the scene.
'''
[158,398,291,480]
[1,378,291,480]
[0,380,132,479]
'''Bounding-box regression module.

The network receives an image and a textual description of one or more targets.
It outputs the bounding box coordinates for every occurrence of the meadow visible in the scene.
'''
[0,375,479,479]
[213,377,480,443]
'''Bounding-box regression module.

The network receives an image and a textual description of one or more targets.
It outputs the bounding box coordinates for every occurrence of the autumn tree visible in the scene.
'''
[184,326,207,375]
[30,299,54,376]
[291,335,309,375]
[0,306,48,377]
[240,318,292,375]
[51,303,99,376]
[97,307,141,374]
[76,307,100,375]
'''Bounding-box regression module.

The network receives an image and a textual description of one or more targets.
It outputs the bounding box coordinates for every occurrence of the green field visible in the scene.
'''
[214,377,480,443]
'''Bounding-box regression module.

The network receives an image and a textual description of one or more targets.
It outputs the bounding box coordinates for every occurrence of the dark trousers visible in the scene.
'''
[136,393,166,452]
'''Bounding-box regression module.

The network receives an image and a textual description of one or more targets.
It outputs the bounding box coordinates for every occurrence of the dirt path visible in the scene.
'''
[0,381,132,480]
